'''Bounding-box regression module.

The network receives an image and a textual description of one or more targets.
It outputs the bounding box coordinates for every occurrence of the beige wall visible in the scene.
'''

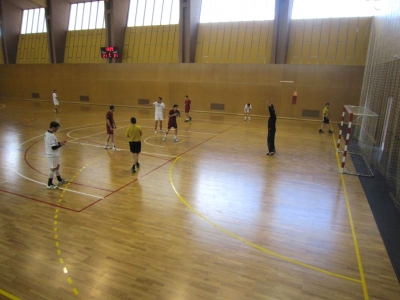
[17,33,50,64]
[0,63,363,121]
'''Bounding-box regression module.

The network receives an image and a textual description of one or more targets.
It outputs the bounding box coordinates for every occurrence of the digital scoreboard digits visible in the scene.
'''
[101,46,119,58]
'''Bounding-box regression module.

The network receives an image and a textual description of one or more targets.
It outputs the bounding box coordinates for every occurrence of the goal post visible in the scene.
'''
[337,105,379,177]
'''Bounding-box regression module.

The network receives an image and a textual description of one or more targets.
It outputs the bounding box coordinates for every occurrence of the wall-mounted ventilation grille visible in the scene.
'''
[138,99,150,105]
[302,109,320,118]
[80,95,89,101]
[32,93,40,98]
[210,103,225,110]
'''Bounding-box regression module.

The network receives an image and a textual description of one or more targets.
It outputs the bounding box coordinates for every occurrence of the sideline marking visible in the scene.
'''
[332,128,369,300]
[169,156,361,283]
[0,289,21,300]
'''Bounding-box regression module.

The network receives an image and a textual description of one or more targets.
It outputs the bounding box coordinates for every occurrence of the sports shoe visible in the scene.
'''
[136,162,140,168]
[249,118,251,121]
[244,117,247,121]
[266,152,274,155]
[162,136,166,141]
[47,184,58,189]
[131,167,136,173]
[54,109,57,113]
[104,145,111,149]
[57,179,68,186]
[174,138,179,142]
[272,149,276,153]
[154,131,157,134]
[189,117,192,121]
[160,129,165,133]
[184,119,189,122]
[319,129,324,133]
[113,146,117,150]
[329,130,333,134]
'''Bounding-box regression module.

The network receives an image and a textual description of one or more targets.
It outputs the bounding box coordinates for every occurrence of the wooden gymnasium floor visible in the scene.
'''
[0,98,399,300]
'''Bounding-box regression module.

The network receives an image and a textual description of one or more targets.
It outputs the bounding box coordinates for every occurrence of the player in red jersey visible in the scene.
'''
[163,104,180,142]
[184,95,192,122]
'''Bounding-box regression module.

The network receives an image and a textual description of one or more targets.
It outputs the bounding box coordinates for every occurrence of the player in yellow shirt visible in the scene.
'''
[319,103,333,134]
[125,117,142,173]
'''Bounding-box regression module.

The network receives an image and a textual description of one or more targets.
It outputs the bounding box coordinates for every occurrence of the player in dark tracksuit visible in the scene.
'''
[267,104,276,155]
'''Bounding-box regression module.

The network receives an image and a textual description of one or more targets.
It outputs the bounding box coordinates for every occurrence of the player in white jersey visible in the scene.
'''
[152,97,166,133]
[244,103,252,121]
[52,89,59,113]
[44,121,68,189]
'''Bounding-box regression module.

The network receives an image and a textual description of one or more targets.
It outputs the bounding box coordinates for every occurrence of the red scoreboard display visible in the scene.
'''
[101,46,119,58]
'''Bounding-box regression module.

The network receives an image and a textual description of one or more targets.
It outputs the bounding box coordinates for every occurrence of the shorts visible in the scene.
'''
[129,141,141,153]
[185,107,190,113]
[107,126,114,134]
[47,156,60,168]
[53,100,59,106]
[155,114,163,121]
[323,117,330,124]
[168,121,178,129]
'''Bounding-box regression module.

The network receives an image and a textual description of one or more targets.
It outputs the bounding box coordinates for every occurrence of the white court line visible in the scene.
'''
[4,166,103,199]
[68,140,177,158]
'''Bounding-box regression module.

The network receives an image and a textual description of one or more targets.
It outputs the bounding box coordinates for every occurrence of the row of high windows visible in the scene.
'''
[21,0,377,34]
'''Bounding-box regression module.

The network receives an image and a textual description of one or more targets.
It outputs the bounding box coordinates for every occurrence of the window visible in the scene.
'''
[200,0,275,23]
[68,1,105,31]
[292,0,376,19]
[127,0,179,27]
[20,8,47,34]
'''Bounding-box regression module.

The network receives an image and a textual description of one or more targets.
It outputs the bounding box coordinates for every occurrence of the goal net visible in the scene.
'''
[337,105,379,177]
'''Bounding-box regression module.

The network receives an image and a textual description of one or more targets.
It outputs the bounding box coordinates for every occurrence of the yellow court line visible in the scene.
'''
[0,289,21,300]
[169,156,361,284]
[331,128,369,300]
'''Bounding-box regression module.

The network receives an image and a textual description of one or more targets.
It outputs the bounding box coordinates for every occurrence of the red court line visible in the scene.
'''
[0,188,82,212]
[23,139,114,192]
[77,121,240,211]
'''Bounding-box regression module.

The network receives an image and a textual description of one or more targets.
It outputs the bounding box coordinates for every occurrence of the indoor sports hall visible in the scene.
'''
[0,1,399,300]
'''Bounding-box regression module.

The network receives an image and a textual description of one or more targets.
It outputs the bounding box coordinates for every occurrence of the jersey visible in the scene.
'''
[126,125,142,142]
[244,104,252,113]
[323,107,330,119]
[44,131,59,157]
[106,111,115,127]
[168,109,180,128]
[184,99,191,110]
[52,92,59,105]
[153,102,165,115]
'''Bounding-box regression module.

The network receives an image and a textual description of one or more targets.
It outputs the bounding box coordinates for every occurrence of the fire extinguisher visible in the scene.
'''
[292,91,297,104]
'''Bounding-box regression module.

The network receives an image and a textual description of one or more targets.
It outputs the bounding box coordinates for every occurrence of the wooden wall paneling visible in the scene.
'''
[335,41,346,65]
[200,63,214,83]
[215,23,225,63]
[296,65,314,87]
[256,65,269,85]
[168,63,180,82]
[132,27,141,63]
[312,87,331,107]
[195,24,204,63]
[223,83,240,113]
[293,21,304,61]
[346,23,358,63]
[354,40,366,65]
[250,21,261,63]
[235,22,246,63]
[149,27,157,63]
[201,23,212,63]
[154,26,163,62]
[178,63,190,82]
[143,26,151,63]
[138,27,146,63]
[268,64,283,85]
[171,25,180,63]
[221,22,232,63]
[228,23,239,63]
[301,42,311,65]
[280,86,296,118]
[327,22,339,65]
[243,23,253,63]
[227,64,242,83]
[242,64,258,84]
[187,82,202,109]
[266,21,274,64]
[207,23,218,63]
[77,32,84,62]
[318,21,329,65]
[293,86,313,118]
[257,21,269,64]
[213,64,228,83]
[310,22,321,65]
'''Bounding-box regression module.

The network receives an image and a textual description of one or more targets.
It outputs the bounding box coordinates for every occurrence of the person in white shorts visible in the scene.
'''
[152,97,165,134]
[244,103,252,120]
[44,121,68,189]
[52,89,59,113]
